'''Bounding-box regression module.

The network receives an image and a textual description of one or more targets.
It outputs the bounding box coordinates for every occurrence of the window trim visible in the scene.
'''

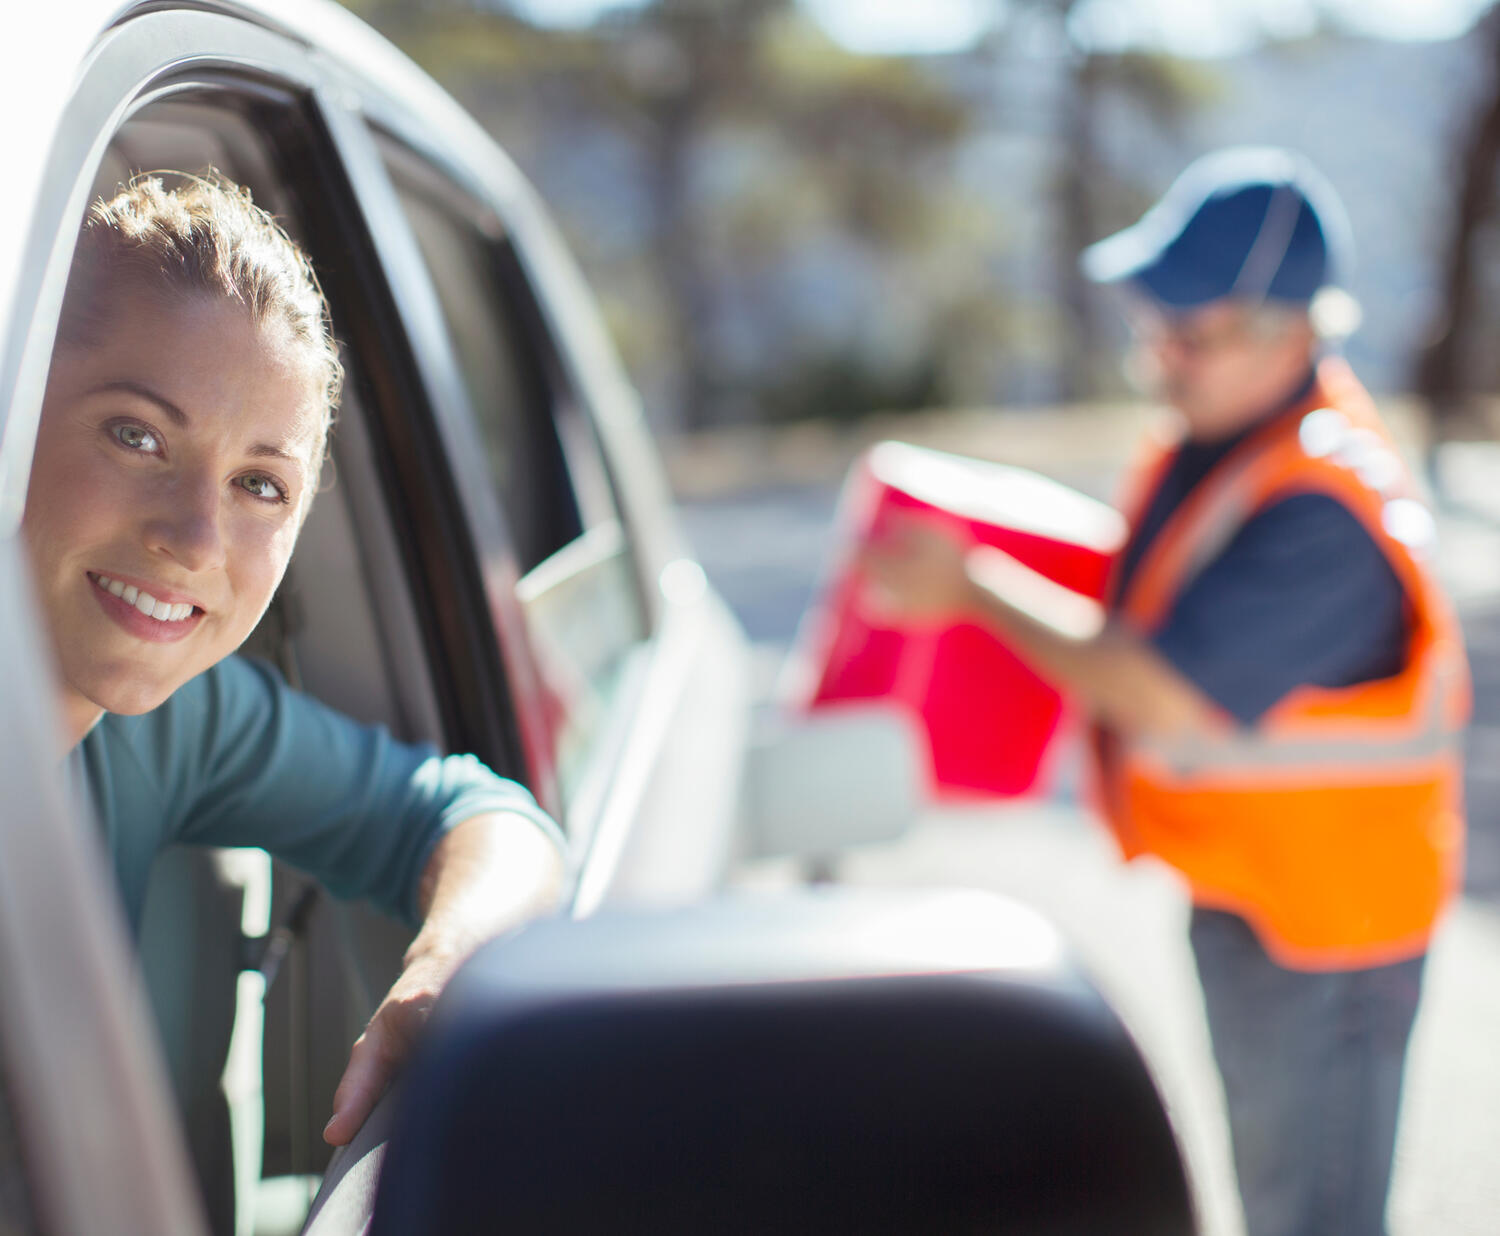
[347,87,717,858]
[356,94,675,626]
[360,125,678,828]
[379,146,587,572]
[311,93,560,806]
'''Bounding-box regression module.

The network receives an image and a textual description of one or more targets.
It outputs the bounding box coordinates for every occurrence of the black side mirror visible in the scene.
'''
[372,890,1196,1235]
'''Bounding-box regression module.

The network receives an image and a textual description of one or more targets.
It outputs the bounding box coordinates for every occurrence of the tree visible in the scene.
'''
[342,0,1212,423]
[1413,3,1500,442]
[1016,0,1219,401]
[341,0,977,427]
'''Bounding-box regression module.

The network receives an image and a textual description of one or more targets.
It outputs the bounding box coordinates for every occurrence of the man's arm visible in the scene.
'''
[322,811,566,1146]
[862,517,1221,739]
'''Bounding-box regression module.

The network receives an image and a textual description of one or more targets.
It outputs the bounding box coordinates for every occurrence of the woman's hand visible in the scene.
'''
[322,810,566,1146]
[322,946,457,1146]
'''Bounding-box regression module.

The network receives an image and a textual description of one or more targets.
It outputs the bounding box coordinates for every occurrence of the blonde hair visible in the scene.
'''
[57,172,343,456]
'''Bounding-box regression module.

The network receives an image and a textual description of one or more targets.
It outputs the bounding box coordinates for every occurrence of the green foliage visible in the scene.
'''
[1096,51,1224,127]
[351,7,592,81]
[332,0,1213,425]
[756,352,944,425]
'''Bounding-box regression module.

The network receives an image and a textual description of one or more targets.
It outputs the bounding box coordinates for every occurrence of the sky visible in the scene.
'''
[507,0,1494,57]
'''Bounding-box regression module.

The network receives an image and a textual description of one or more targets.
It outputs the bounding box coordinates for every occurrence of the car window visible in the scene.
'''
[379,143,650,807]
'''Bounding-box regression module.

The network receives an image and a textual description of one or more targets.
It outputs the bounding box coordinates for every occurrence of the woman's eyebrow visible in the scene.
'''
[94,379,188,426]
[92,379,306,470]
[247,442,303,467]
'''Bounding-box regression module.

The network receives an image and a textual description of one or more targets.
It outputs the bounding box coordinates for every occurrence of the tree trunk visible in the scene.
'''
[1413,8,1500,434]
[646,77,719,430]
[1055,49,1103,403]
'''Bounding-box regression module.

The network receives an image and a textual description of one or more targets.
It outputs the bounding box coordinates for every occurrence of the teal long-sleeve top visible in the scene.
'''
[71,654,562,934]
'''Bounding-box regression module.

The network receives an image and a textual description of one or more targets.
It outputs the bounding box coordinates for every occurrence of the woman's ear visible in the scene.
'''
[316,451,338,498]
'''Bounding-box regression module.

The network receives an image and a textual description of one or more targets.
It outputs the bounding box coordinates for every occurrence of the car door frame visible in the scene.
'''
[0,535,209,1236]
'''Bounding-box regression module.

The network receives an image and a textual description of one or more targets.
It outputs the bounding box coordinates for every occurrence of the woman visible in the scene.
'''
[21,174,566,1147]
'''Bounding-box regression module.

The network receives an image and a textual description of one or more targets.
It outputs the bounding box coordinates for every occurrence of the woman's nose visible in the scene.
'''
[142,475,228,572]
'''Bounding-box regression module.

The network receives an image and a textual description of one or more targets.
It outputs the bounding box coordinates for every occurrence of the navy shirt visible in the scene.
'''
[1117,376,1408,726]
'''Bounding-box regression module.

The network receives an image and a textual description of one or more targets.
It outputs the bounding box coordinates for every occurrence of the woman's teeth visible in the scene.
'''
[92,573,195,622]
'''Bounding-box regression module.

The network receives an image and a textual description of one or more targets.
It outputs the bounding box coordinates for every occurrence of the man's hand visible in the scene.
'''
[861,512,1216,739]
[322,810,565,1146]
[860,514,978,624]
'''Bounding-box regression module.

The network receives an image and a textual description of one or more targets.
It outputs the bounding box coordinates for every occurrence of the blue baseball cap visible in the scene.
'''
[1080,147,1353,311]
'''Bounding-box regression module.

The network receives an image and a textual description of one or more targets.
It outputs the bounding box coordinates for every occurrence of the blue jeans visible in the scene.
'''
[1188,909,1425,1236]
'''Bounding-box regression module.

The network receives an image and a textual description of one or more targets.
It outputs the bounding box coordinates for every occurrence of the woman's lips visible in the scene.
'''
[88,571,205,644]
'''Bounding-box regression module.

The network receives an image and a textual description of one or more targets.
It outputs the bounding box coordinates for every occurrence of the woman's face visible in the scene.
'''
[23,286,325,742]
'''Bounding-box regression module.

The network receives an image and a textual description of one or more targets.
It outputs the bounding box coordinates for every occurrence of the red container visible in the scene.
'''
[788,442,1125,800]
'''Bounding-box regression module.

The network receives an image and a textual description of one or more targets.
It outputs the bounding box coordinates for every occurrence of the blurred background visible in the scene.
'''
[335,0,1500,637]
[339,3,1500,1232]
[342,0,1497,436]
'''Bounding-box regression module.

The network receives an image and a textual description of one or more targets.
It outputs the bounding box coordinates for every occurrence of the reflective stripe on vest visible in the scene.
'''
[1130,655,1466,779]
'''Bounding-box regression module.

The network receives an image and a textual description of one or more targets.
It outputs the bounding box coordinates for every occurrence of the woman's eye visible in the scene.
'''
[111,423,160,453]
[237,473,288,504]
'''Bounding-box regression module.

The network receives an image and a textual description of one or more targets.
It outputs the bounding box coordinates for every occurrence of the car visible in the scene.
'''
[0,4,1192,1234]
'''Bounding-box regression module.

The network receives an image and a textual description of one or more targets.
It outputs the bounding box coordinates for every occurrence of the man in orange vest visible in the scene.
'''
[866,147,1468,1236]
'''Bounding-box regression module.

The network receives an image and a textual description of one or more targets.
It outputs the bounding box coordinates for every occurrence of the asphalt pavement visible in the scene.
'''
[676,421,1500,1236]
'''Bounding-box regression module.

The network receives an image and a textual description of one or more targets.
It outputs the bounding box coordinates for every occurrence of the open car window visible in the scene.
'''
[0,6,766,1235]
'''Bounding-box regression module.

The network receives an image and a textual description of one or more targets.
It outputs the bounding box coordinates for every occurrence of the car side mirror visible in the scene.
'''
[739,702,924,861]
[369,890,1197,1235]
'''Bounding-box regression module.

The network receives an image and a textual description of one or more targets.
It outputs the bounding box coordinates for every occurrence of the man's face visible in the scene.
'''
[22,287,324,740]
[1128,299,1316,440]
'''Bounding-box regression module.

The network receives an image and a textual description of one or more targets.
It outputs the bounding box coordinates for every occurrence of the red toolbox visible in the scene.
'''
[787,442,1125,799]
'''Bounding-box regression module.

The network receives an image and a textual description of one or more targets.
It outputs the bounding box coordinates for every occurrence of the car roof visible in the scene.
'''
[0,0,458,327]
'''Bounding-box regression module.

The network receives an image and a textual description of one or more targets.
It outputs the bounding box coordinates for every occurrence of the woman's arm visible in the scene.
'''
[152,656,567,1147]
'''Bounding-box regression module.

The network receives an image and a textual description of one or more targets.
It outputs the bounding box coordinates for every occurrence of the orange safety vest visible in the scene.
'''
[1093,358,1469,971]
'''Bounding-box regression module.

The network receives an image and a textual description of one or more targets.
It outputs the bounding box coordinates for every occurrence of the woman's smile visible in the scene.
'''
[88,571,205,641]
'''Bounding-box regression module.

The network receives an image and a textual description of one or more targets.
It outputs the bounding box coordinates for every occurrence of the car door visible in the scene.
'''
[1,3,928,1231]
[0,544,209,1236]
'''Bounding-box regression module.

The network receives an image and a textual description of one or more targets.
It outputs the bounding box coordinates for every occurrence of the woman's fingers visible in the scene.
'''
[323,970,442,1146]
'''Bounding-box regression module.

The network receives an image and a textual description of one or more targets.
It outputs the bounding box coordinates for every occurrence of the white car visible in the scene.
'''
[0,3,923,1232]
